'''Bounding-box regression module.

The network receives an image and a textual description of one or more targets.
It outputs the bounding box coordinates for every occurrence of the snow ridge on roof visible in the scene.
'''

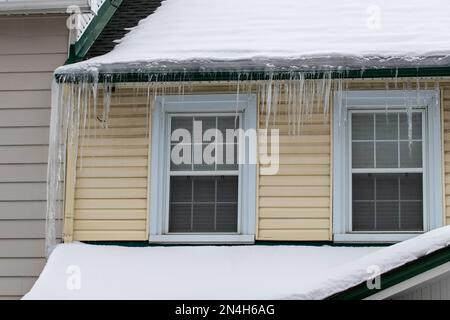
[24,226,450,300]
[59,0,450,73]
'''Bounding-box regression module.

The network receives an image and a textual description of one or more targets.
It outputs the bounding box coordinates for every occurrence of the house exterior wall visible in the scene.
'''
[67,80,450,243]
[390,269,450,300]
[70,88,150,241]
[257,95,331,241]
[0,15,68,299]
[442,85,450,226]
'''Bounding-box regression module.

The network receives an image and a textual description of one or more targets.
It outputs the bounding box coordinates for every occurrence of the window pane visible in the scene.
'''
[352,173,423,232]
[219,116,239,143]
[192,204,215,232]
[400,113,422,140]
[400,174,422,200]
[170,143,192,171]
[170,176,192,202]
[352,202,375,231]
[352,174,374,200]
[400,202,423,231]
[352,114,374,140]
[193,143,215,171]
[169,176,238,233]
[217,176,239,202]
[171,117,192,135]
[193,177,215,202]
[217,143,238,171]
[352,142,374,168]
[170,116,240,172]
[216,204,238,232]
[377,202,400,231]
[400,141,422,168]
[194,116,216,140]
[169,204,192,232]
[171,117,193,171]
[376,175,398,200]
[376,142,398,168]
[375,113,398,140]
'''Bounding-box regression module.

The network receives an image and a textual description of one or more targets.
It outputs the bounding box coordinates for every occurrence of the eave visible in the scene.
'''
[328,245,450,300]
[0,0,92,15]
[54,66,450,84]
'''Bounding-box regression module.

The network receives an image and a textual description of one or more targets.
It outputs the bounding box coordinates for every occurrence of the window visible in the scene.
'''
[333,90,443,242]
[351,111,424,232]
[168,115,239,233]
[150,94,257,243]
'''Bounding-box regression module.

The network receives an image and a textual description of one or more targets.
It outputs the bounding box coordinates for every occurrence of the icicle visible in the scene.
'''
[394,69,399,89]
[78,80,90,168]
[102,77,113,128]
[384,82,389,117]
[337,78,345,128]
[296,73,305,135]
[322,71,332,121]
[45,80,63,256]
[91,70,99,140]
[234,74,241,129]
[264,73,273,129]
[416,77,421,108]
[271,81,280,126]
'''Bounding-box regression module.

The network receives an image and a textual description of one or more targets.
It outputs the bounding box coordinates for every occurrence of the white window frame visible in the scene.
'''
[149,94,257,243]
[333,90,443,242]
[166,113,241,234]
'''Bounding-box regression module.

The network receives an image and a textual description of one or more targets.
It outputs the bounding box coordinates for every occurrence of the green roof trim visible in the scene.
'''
[66,0,123,64]
[56,66,450,83]
[84,240,391,247]
[328,245,450,300]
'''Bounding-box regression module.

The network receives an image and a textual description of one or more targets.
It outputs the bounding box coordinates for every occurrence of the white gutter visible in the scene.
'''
[0,0,92,14]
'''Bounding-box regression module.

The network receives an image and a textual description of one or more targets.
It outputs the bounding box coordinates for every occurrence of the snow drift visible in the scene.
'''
[25,226,450,299]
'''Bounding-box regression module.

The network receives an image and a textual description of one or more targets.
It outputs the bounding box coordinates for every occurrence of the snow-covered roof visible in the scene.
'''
[58,0,450,75]
[24,226,450,299]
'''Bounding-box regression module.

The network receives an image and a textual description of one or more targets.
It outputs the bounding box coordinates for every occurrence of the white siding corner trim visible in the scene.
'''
[333,90,443,242]
[149,94,257,243]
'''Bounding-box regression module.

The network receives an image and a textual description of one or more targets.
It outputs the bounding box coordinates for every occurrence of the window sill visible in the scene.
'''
[149,234,255,244]
[334,233,422,243]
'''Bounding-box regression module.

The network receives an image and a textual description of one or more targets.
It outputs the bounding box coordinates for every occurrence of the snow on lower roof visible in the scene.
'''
[24,226,450,299]
[59,0,450,74]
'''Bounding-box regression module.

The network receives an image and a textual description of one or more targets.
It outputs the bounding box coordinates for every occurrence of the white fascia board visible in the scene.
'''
[0,1,92,15]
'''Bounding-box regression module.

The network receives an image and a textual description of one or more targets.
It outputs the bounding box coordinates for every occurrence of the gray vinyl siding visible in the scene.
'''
[0,15,68,299]
[391,270,450,300]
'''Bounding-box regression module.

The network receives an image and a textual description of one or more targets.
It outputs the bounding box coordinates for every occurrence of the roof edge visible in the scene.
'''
[0,0,91,14]
[55,67,450,83]
[328,245,450,300]
[66,0,123,64]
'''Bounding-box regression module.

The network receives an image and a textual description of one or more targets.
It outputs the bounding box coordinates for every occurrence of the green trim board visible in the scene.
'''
[83,240,391,247]
[85,0,163,58]
[328,245,450,300]
[66,0,123,64]
[55,66,450,83]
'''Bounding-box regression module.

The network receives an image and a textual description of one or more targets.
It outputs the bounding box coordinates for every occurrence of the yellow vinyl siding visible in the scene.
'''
[257,100,332,241]
[65,81,450,242]
[70,88,150,241]
[442,85,450,224]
